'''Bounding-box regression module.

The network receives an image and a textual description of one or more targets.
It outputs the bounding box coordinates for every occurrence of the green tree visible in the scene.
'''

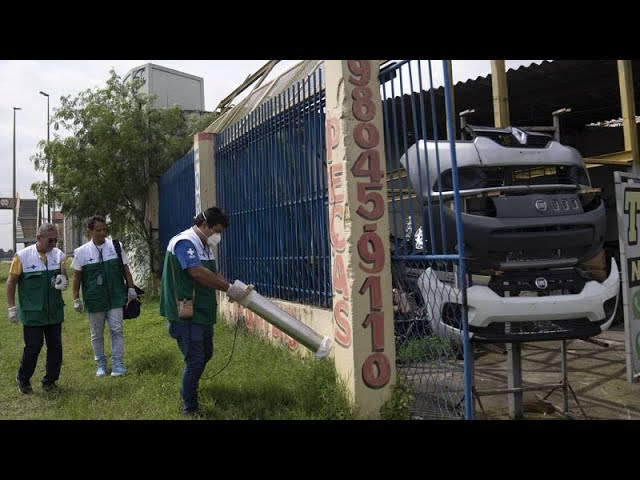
[30,69,218,287]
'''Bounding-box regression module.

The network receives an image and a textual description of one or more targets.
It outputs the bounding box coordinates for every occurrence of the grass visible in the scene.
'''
[0,261,355,420]
[396,335,454,364]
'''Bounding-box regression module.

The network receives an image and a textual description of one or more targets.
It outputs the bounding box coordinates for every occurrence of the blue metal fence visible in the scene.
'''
[158,150,195,251]
[215,68,331,308]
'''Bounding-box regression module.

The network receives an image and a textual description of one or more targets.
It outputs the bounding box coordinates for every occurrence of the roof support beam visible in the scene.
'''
[445,60,456,140]
[617,60,640,170]
[215,60,280,113]
[491,60,510,128]
[584,150,633,166]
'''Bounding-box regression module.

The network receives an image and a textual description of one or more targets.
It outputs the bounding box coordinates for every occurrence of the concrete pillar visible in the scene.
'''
[194,132,216,214]
[491,60,510,128]
[617,60,640,171]
[324,60,396,418]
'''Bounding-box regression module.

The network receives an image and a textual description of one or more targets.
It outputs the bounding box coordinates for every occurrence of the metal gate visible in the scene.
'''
[158,149,195,251]
[214,68,331,308]
[380,60,472,419]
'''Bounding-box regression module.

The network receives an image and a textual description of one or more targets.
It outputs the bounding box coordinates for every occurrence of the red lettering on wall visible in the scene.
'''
[347,60,390,389]
[356,182,384,221]
[327,105,351,349]
[357,232,385,274]
[353,123,380,150]
[351,149,383,183]
[362,352,391,389]
[347,60,371,86]
[351,86,376,121]
[326,117,341,163]
[328,163,344,204]
[272,326,281,339]
[225,302,300,353]
[332,253,349,300]
[333,299,352,348]
[362,311,385,351]
[359,276,382,311]
[329,204,346,251]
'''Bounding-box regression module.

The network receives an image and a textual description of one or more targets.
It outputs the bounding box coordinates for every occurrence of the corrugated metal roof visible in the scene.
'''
[380,60,640,162]
[438,60,640,133]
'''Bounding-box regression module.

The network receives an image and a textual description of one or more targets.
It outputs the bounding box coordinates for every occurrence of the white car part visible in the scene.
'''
[418,259,620,340]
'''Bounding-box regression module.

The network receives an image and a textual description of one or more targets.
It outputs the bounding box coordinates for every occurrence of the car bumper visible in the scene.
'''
[417,259,620,339]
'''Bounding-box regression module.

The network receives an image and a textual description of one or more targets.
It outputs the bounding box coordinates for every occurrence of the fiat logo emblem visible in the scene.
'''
[535,277,548,289]
[534,199,547,212]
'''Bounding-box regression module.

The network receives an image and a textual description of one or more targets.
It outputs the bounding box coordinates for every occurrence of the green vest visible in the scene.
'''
[160,229,218,326]
[16,246,65,326]
[81,257,126,313]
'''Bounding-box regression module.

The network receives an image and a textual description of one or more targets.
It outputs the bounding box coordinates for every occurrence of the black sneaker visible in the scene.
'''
[16,375,33,395]
[42,382,58,393]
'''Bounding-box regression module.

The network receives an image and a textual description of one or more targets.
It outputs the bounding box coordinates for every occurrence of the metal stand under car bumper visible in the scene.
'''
[417,259,620,341]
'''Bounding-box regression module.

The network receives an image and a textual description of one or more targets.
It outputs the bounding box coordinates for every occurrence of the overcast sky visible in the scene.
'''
[0,59,542,251]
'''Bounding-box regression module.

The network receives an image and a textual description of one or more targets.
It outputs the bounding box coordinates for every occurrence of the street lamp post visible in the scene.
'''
[13,106,21,254]
[39,91,50,223]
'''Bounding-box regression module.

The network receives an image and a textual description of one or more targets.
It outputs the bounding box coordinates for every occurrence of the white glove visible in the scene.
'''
[226,280,255,303]
[8,306,18,324]
[54,274,68,291]
[73,298,84,313]
[127,288,137,303]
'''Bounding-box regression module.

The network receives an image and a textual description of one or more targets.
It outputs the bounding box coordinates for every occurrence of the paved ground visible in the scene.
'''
[471,323,640,420]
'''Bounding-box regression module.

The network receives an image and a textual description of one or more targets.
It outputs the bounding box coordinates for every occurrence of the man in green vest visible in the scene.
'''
[160,207,252,417]
[6,222,68,394]
[72,215,136,377]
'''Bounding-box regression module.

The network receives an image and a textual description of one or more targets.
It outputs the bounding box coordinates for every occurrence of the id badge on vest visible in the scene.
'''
[97,274,103,286]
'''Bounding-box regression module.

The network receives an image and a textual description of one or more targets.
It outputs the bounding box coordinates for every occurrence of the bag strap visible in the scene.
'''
[113,240,145,297]
[113,239,127,285]
[170,249,196,305]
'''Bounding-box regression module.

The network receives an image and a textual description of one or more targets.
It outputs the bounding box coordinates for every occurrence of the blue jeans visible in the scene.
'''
[88,307,124,368]
[168,322,214,412]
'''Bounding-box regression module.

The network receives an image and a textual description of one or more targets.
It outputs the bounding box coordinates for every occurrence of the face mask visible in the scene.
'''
[208,233,222,247]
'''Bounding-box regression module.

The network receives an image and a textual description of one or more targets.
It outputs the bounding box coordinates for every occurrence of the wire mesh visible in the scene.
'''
[381,60,471,419]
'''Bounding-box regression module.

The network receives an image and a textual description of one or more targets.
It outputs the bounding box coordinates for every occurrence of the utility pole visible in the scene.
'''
[13,106,21,253]
[39,91,51,222]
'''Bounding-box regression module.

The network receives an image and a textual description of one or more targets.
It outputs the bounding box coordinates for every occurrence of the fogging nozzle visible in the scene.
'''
[315,336,333,359]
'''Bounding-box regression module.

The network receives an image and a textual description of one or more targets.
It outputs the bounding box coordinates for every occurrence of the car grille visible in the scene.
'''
[486,268,588,297]
[478,131,551,149]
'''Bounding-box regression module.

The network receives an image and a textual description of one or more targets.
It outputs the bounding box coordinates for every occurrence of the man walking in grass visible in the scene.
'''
[160,207,253,417]
[72,215,137,377]
[6,222,68,394]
